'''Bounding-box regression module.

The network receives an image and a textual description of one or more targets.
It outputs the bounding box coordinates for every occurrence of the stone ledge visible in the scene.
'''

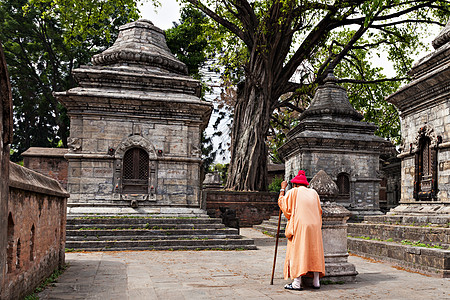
[348,237,450,277]
[348,223,450,245]
[9,162,69,198]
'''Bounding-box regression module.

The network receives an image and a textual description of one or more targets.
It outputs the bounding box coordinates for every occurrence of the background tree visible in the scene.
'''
[166,5,219,175]
[182,0,449,191]
[0,0,139,161]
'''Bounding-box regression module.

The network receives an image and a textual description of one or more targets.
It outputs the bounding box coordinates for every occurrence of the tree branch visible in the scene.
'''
[185,0,250,46]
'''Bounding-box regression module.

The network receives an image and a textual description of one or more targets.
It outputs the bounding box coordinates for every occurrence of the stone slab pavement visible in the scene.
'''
[38,228,449,300]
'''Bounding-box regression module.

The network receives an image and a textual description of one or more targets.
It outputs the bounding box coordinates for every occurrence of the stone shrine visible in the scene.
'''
[279,73,391,220]
[55,19,212,214]
[385,20,450,215]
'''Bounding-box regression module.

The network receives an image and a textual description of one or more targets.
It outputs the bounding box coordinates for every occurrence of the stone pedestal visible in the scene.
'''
[310,170,358,283]
[321,202,358,282]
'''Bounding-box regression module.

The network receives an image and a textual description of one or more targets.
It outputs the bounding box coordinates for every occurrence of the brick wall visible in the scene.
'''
[22,147,69,189]
[0,42,13,299]
[205,190,279,227]
[2,163,68,300]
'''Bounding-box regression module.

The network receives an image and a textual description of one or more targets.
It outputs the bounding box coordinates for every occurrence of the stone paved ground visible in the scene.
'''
[38,228,449,300]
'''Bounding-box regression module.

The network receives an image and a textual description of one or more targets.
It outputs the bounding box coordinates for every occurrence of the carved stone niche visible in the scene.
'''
[412,124,440,201]
[113,135,158,202]
[309,170,358,283]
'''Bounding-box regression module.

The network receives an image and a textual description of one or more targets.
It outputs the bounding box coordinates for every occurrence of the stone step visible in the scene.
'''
[67,217,223,225]
[66,228,238,238]
[65,238,257,251]
[66,244,257,252]
[348,237,450,278]
[253,224,286,238]
[66,223,226,230]
[253,214,287,237]
[66,216,254,251]
[66,234,242,241]
[348,223,450,247]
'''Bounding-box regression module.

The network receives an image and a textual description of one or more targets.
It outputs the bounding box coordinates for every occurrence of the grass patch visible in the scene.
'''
[321,280,345,285]
[400,240,443,249]
[24,264,68,299]
[349,236,445,249]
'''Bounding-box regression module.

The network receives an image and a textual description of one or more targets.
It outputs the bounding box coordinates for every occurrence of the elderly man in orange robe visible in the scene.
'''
[278,170,325,290]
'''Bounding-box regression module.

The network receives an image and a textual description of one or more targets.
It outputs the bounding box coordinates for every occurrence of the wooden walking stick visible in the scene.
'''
[270,208,283,285]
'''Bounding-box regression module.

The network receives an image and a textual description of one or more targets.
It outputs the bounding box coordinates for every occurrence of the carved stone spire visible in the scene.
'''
[91,19,187,74]
[299,72,363,122]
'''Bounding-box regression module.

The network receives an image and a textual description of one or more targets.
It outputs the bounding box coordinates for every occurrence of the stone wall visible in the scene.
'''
[2,163,68,300]
[65,119,202,206]
[285,151,381,211]
[205,190,279,227]
[22,147,69,189]
[399,101,450,203]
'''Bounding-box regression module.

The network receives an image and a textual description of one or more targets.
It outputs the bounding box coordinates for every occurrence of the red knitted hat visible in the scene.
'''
[291,170,309,185]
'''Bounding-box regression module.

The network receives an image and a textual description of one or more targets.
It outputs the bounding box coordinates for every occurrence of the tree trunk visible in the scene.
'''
[225,60,273,191]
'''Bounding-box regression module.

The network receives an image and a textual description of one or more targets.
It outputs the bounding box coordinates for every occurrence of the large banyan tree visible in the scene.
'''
[183,0,449,191]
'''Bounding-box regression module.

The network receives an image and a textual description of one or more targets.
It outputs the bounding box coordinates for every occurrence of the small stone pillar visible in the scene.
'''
[310,170,358,283]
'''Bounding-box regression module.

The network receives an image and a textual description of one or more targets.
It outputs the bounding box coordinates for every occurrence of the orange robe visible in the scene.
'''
[278,186,325,279]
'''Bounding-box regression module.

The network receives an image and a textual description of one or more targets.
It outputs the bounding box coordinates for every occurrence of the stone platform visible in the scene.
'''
[348,216,450,277]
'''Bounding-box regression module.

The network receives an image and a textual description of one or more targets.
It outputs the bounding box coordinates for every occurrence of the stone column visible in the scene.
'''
[310,170,358,283]
[0,42,13,297]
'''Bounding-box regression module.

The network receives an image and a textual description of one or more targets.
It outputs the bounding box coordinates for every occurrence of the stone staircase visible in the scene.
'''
[253,215,287,237]
[65,214,256,251]
[347,215,450,277]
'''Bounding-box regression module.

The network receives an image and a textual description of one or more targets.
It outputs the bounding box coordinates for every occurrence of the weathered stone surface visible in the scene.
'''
[348,238,450,277]
[54,20,212,211]
[280,73,390,218]
[310,170,338,200]
[348,223,450,246]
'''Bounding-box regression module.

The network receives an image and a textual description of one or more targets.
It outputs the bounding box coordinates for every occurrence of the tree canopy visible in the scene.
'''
[0,0,139,161]
[181,0,449,191]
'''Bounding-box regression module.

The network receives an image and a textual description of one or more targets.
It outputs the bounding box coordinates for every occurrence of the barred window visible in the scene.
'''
[337,173,350,196]
[122,147,149,193]
[415,136,438,200]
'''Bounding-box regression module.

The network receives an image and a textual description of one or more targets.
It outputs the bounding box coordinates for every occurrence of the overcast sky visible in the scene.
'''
[139,0,183,29]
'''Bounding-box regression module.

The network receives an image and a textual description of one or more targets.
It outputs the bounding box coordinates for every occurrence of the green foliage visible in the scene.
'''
[166,5,210,80]
[268,176,284,192]
[0,0,140,161]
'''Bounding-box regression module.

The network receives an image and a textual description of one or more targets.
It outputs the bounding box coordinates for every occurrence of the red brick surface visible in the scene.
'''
[3,188,67,299]
[206,190,279,227]
[24,156,68,189]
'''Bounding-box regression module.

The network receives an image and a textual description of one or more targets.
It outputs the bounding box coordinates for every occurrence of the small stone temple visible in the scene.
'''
[278,73,391,219]
[55,19,212,214]
[385,20,450,215]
